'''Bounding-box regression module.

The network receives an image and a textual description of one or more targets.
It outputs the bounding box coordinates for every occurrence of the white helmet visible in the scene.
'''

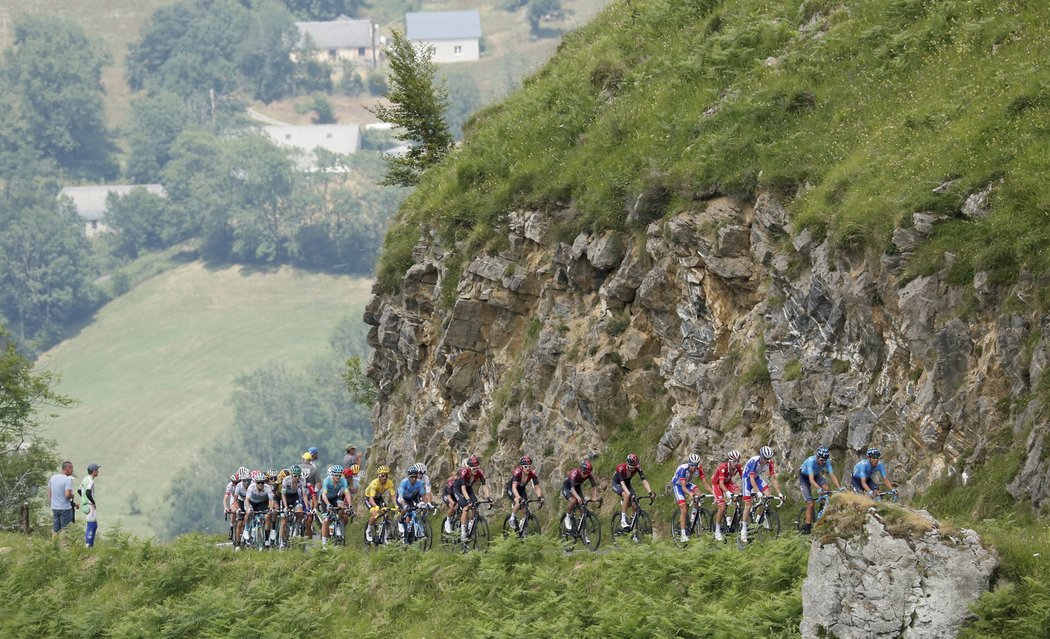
[760,446,774,460]
[727,450,741,463]
[687,453,701,466]
[236,466,250,481]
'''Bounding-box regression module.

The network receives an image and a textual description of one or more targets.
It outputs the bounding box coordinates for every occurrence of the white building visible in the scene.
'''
[58,184,166,237]
[405,10,482,64]
[295,15,379,67]
[263,124,361,170]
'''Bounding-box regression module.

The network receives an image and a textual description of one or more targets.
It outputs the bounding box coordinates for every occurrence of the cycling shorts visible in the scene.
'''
[561,479,586,501]
[851,476,869,492]
[245,499,268,513]
[236,498,245,513]
[612,479,635,496]
[283,492,299,508]
[712,482,738,505]
[741,477,768,501]
[505,480,530,501]
[454,485,477,508]
[799,472,828,502]
[673,482,697,505]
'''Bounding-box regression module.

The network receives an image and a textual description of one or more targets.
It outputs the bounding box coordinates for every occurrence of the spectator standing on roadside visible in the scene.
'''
[47,461,77,538]
[343,444,360,470]
[79,463,100,547]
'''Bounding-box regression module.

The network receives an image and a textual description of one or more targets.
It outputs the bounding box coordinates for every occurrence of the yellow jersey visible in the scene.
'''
[365,477,395,499]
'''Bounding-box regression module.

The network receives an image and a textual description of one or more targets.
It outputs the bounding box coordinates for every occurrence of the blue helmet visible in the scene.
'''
[308,447,319,456]
[816,447,830,460]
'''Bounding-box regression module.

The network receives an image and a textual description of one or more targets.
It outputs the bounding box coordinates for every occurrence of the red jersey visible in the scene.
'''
[712,462,742,486]
[511,466,538,486]
[566,468,595,487]
[614,463,645,482]
[457,467,486,486]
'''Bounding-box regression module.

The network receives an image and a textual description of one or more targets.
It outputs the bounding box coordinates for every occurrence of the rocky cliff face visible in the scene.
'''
[800,501,997,638]
[364,192,1050,497]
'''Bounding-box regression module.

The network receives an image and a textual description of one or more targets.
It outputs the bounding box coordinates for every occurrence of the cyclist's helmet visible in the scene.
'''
[727,450,741,463]
[867,447,881,459]
[687,453,702,467]
[350,464,360,475]
[290,464,302,476]
[250,470,264,482]
[626,453,640,469]
[267,469,278,480]
[230,473,238,483]
[816,447,830,460]
[760,446,774,460]
[466,454,480,468]
[519,455,533,468]
[416,463,427,475]
[580,459,593,474]
[342,467,354,479]
[377,465,390,475]
[328,464,342,476]
[408,466,421,478]
[237,466,250,480]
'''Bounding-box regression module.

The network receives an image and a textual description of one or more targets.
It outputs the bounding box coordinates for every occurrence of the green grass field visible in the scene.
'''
[36,263,373,537]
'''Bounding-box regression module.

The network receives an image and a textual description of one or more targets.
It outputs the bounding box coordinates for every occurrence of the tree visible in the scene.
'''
[0,329,67,530]
[2,16,117,179]
[237,1,300,103]
[282,0,368,20]
[125,92,196,183]
[368,30,453,187]
[105,188,179,257]
[527,0,562,36]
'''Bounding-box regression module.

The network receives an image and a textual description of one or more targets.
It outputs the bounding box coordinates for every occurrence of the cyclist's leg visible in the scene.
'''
[674,483,690,536]
[801,477,815,526]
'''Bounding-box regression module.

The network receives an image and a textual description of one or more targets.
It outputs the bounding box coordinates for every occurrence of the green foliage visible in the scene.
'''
[343,354,377,407]
[1,15,117,179]
[527,0,563,36]
[0,330,67,528]
[296,93,337,124]
[282,0,368,20]
[377,0,1050,292]
[783,359,802,382]
[0,533,806,637]
[369,30,454,187]
[125,92,198,183]
[105,188,181,258]
[739,343,771,386]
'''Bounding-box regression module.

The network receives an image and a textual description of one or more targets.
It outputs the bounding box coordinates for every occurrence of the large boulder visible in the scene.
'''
[801,498,997,639]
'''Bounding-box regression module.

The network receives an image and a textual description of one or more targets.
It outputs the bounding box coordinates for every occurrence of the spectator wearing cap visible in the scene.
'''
[343,445,360,469]
[79,463,100,547]
[47,461,77,538]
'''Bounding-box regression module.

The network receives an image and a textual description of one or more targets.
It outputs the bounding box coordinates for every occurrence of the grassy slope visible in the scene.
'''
[0,532,806,639]
[36,263,373,537]
[378,0,1050,294]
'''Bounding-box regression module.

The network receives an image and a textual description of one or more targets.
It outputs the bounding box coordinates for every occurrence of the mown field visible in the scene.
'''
[36,263,373,537]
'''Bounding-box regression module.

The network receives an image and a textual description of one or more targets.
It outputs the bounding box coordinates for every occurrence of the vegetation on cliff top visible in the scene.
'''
[378,0,1050,295]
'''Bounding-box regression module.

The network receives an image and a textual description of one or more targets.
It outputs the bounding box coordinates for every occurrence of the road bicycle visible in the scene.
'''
[709,493,745,542]
[398,503,434,550]
[322,505,347,547]
[739,494,783,547]
[795,487,847,532]
[671,493,711,547]
[364,506,397,548]
[441,499,493,552]
[560,497,602,552]
[502,498,543,539]
[243,508,272,551]
[611,494,654,543]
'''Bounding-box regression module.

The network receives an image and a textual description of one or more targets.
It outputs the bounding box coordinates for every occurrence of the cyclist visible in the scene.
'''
[711,450,742,541]
[613,453,655,531]
[441,473,459,533]
[562,459,598,531]
[741,446,784,543]
[365,465,397,542]
[672,453,712,543]
[301,470,318,539]
[852,447,896,496]
[319,465,350,548]
[222,471,238,526]
[231,467,251,547]
[397,465,431,536]
[799,446,842,534]
[506,455,543,532]
[454,455,491,545]
[279,465,305,546]
[410,462,432,496]
[300,452,318,492]
[242,470,277,548]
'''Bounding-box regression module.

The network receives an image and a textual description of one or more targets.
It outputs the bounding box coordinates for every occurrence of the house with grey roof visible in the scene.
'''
[405,10,482,63]
[263,124,361,170]
[296,15,378,67]
[58,184,166,237]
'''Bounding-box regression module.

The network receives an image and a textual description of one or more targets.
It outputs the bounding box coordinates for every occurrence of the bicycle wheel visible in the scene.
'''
[609,511,629,541]
[671,513,686,548]
[632,510,653,543]
[469,516,490,551]
[521,513,541,538]
[440,517,457,551]
[419,518,432,551]
[502,514,515,539]
[696,508,712,538]
[382,518,398,546]
[795,506,808,532]
[580,512,601,551]
[253,521,266,551]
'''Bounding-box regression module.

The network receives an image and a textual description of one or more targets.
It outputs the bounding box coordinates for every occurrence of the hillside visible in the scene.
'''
[37,263,373,537]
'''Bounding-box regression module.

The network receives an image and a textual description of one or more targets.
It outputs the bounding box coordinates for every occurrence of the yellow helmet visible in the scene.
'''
[350,464,360,474]
[377,465,390,475]
[302,452,311,461]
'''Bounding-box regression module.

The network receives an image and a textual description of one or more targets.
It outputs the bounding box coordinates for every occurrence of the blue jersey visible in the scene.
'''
[672,463,705,484]
[398,478,426,501]
[321,476,348,499]
[852,460,886,480]
[799,455,833,478]
[743,455,776,481]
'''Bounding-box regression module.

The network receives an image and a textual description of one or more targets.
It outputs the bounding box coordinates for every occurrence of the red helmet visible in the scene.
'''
[579,459,593,474]
[467,454,480,468]
[626,453,640,469]
[519,455,532,467]
[342,467,354,479]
